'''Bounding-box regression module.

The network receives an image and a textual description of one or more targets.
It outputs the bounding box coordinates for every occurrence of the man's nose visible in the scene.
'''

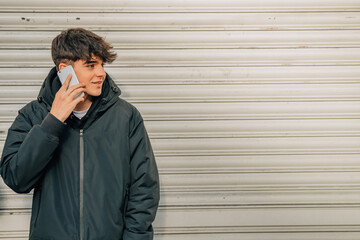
[96,66,106,77]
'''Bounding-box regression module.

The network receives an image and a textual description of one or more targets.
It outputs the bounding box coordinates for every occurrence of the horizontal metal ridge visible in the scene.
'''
[1,12,360,31]
[0,0,359,13]
[1,30,360,49]
[0,231,28,238]
[159,167,360,174]
[1,48,360,67]
[155,225,360,234]
[154,149,360,156]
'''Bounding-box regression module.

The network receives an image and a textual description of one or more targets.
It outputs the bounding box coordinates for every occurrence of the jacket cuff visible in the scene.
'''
[40,113,66,138]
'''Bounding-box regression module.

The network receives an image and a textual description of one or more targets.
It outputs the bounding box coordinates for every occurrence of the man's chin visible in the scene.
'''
[86,90,102,97]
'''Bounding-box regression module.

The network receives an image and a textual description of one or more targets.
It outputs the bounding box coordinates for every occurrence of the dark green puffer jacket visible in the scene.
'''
[0,67,160,240]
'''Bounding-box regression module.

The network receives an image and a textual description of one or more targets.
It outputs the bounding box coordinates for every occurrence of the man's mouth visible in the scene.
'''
[91,81,103,85]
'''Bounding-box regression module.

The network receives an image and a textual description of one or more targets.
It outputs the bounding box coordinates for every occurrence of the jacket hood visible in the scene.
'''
[37,67,121,128]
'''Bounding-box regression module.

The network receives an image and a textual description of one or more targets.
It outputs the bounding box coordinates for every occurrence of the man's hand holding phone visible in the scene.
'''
[50,73,85,122]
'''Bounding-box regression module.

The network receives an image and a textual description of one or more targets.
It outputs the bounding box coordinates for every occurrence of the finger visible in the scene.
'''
[66,82,86,95]
[69,87,86,99]
[73,96,85,106]
[60,73,72,91]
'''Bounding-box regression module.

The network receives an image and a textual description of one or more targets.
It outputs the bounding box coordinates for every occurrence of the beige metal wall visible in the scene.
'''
[1,0,360,239]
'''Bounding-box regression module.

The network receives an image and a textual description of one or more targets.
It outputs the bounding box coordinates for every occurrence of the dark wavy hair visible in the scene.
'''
[51,28,117,69]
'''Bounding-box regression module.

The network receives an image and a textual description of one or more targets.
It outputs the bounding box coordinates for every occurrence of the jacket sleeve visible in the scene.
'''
[0,110,66,193]
[123,109,160,240]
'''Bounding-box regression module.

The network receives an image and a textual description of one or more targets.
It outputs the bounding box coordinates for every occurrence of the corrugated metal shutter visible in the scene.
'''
[1,0,360,239]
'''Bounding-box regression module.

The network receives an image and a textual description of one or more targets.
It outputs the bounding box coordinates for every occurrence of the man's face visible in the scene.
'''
[72,55,106,97]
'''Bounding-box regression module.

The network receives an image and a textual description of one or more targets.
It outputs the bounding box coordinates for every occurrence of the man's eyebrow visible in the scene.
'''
[83,60,99,64]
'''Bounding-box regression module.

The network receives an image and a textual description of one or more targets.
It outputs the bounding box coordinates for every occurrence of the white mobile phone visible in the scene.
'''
[57,65,84,99]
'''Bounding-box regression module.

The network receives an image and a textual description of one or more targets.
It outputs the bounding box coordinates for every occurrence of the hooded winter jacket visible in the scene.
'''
[0,67,160,240]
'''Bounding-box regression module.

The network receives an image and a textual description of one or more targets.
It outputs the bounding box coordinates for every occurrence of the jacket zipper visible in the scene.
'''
[79,129,84,240]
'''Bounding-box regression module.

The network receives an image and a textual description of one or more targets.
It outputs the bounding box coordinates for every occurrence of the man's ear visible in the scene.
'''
[58,63,68,70]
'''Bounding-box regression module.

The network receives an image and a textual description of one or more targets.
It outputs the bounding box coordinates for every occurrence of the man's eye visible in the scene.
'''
[87,65,94,68]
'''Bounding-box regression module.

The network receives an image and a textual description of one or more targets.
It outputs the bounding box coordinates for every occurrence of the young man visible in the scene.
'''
[0,28,159,240]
